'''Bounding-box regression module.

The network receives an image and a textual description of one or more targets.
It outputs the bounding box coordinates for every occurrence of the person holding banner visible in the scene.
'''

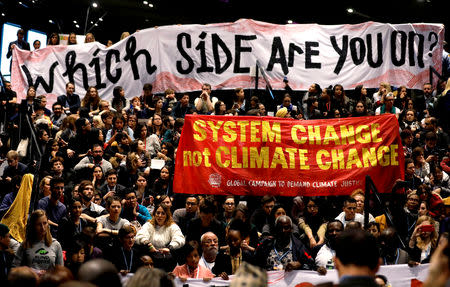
[67,32,77,45]
[6,29,30,70]
[47,33,60,46]
[211,219,254,279]
[254,215,317,272]
[314,220,344,269]
[171,240,214,281]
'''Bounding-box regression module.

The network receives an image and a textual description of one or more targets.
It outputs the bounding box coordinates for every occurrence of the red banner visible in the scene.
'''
[173,114,404,196]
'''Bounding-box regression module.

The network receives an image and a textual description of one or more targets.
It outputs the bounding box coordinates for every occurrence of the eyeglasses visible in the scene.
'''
[224,202,235,206]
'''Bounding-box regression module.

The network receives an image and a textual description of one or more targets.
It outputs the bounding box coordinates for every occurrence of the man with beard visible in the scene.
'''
[79,180,107,223]
[198,232,219,271]
[99,169,126,201]
[378,228,410,265]
[315,220,344,269]
[74,144,113,176]
[255,215,319,272]
[37,177,67,237]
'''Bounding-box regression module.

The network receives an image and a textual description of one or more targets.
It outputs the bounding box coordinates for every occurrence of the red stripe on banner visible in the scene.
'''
[173,114,404,197]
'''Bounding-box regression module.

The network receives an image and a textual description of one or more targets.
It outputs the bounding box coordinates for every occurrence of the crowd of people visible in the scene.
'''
[0,29,450,287]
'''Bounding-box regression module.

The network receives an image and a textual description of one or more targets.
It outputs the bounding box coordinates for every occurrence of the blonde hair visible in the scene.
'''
[84,33,95,43]
[350,189,365,199]
[443,77,450,95]
[415,215,438,250]
[120,32,130,40]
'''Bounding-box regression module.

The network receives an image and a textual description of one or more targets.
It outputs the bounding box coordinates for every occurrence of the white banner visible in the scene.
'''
[168,264,429,287]
[10,19,444,106]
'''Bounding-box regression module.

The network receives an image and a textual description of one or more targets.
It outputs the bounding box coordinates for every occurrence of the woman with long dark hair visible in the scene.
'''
[351,85,373,114]
[332,84,351,117]
[112,86,127,112]
[298,197,327,248]
[351,100,369,117]
[151,166,173,197]
[81,86,101,114]
[48,32,60,45]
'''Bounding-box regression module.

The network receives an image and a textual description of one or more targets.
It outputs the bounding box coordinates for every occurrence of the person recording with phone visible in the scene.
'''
[408,215,438,264]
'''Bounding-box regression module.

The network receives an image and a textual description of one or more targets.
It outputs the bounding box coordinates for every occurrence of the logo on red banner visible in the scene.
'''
[174,114,404,196]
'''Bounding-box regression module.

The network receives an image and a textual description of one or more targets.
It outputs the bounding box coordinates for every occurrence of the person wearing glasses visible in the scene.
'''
[173,195,199,234]
[216,196,236,228]
[121,189,152,226]
[375,92,401,118]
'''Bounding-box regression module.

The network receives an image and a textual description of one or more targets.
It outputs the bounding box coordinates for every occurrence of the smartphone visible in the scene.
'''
[283,76,288,83]
[421,224,435,232]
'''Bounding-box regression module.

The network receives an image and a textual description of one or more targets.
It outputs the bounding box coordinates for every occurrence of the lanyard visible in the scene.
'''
[274,242,292,262]
[121,248,133,271]
[2,252,7,276]
[383,248,400,265]
[76,221,82,233]
[186,265,200,278]
[201,256,213,270]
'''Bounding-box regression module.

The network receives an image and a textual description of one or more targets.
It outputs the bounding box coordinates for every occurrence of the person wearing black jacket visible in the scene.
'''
[57,83,81,115]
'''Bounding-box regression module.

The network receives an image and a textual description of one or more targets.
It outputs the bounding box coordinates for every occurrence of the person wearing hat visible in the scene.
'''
[275,107,289,118]
[0,223,13,285]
